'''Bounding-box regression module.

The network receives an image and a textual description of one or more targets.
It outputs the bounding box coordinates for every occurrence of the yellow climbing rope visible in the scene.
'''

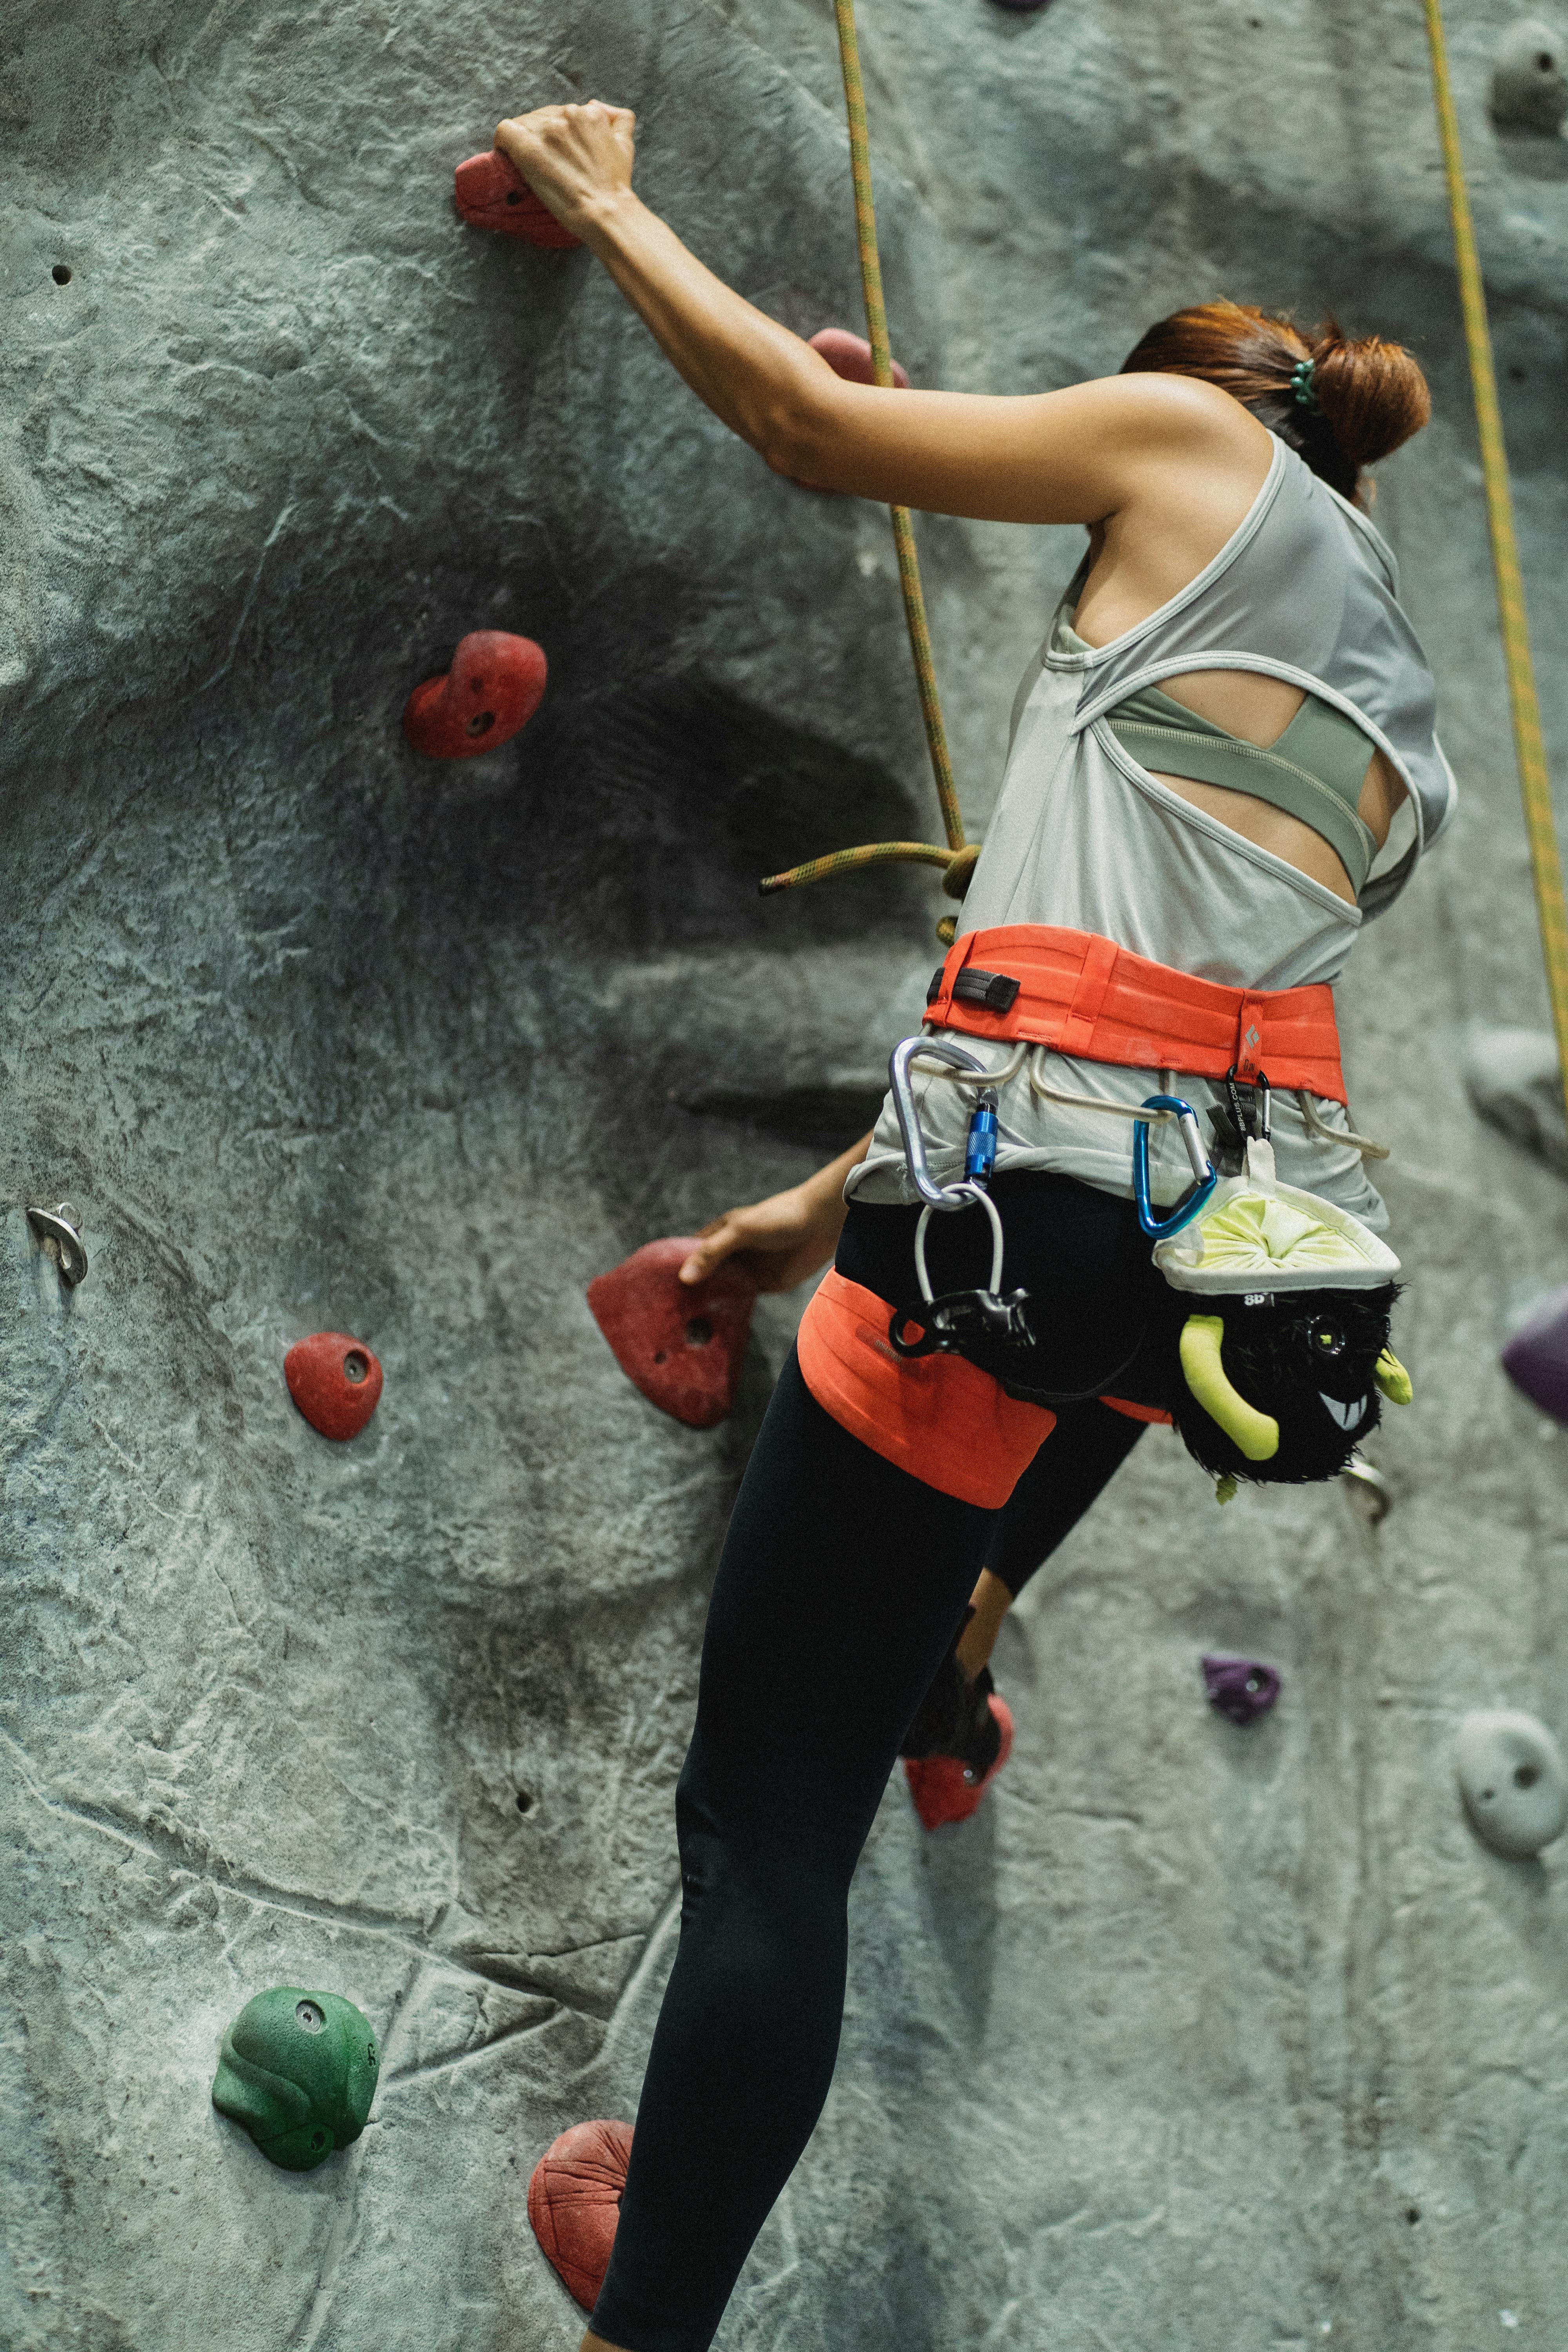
[1422,0,1568,1129]
[759,0,972,928]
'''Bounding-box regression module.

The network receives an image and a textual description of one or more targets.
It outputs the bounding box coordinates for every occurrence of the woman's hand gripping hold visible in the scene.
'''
[678,1134,873,1294]
[494,100,638,241]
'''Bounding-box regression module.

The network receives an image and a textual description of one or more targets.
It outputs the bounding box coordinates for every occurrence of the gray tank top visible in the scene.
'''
[845,443,1455,1224]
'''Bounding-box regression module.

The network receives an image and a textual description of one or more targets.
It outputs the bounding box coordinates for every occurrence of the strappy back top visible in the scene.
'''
[1054,611,1381,896]
[969,437,1455,950]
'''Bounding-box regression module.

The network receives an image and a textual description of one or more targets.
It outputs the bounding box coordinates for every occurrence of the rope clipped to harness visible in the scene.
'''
[757,0,974,942]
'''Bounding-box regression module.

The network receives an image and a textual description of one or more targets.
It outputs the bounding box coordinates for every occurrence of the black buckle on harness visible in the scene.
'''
[888,1287,1035,1361]
[925,964,1022,1013]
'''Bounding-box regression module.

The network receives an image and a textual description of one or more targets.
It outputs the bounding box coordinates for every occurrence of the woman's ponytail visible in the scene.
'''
[1121,300,1431,503]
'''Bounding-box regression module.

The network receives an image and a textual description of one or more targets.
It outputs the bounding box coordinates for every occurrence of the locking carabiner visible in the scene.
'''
[887,1035,1030,1356]
[890,1036,999,1212]
[1131,1095,1218,1240]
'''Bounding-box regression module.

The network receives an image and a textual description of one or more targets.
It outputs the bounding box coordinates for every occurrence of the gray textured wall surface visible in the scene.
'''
[4,1,1568,2346]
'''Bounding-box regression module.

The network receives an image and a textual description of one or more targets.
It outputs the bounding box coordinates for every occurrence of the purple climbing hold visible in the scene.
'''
[1501,1283,1568,1423]
[1202,1657,1281,1727]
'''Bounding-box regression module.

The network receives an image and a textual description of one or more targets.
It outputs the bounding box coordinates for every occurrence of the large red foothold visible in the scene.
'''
[402,631,548,760]
[586,1238,758,1430]
[527,2119,633,2312]
[285,1332,383,1442]
[808,327,911,389]
[454,148,581,248]
[903,1694,1013,1832]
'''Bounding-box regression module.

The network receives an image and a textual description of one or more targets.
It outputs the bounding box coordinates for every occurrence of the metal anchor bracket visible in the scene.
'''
[26,1201,89,1289]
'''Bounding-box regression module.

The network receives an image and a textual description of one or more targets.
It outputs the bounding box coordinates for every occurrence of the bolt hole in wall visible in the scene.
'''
[515,1789,535,1815]
[52,263,71,284]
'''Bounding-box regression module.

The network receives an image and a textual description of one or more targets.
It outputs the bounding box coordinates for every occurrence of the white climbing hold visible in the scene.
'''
[1490,19,1568,137]
[1456,1709,1568,1860]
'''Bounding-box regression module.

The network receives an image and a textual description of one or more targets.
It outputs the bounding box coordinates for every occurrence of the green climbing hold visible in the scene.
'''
[212,1986,379,2171]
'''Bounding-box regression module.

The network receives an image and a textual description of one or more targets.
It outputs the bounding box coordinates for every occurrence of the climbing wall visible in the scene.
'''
[4,0,1568,2345]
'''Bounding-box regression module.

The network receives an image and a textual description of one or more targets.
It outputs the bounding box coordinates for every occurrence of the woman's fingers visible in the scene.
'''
[493,101,637,227]
[680,1195,810,1286]
[679,1220,745,1285]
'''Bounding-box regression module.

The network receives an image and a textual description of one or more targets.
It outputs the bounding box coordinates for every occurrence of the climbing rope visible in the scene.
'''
[759,0,972,933]
[1422,0,1568,1132]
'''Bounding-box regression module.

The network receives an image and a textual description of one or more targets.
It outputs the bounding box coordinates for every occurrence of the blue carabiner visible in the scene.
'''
[1132,1094,1218,1240]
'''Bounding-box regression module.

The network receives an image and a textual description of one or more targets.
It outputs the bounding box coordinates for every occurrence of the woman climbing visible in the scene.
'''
[492,97,1452,2352]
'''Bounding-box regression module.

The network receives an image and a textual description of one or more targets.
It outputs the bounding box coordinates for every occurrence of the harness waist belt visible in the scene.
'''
[924,924,1346,1105]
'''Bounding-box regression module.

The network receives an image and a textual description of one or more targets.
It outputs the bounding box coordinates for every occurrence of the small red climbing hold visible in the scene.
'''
[402,631,548,760]
[904,1694,1013,1831]
[808,327,911,389]
[284,1332,383,1443]
[586,1239,757,1430]
[528,2119,633,2312]
[454,149,581,249]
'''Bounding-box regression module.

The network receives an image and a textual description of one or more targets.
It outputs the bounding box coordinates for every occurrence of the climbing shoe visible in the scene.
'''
[900,1612,1014,1829]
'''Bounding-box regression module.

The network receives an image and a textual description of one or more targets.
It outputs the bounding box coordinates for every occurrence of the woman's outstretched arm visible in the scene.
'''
[492,103,1270,541]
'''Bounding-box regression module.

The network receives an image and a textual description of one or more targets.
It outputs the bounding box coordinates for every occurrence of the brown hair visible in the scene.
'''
[1120,300,1431,503]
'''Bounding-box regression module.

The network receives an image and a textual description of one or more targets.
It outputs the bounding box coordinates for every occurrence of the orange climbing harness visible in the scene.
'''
[797,1269,1056,1508]
[797,923,1345,1501]
[925,925,1349,1105]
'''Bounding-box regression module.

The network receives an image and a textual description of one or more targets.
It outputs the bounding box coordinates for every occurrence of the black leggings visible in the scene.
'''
[590,1177,1154,2352]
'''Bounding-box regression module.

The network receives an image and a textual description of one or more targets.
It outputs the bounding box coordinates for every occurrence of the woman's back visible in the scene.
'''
[964,439,1456,980]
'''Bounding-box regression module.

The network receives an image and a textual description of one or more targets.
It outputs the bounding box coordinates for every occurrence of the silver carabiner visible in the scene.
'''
[889,1034,995,1212]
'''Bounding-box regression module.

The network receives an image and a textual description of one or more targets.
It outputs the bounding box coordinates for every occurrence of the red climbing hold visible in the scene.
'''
[903,1694,1013,1831]
[528,2119,633,2312]
[586,1238,758,1430]
[808,327,911,389]
[284,1332,383,1443]
[401,631,548,760]
[454,148,581,249]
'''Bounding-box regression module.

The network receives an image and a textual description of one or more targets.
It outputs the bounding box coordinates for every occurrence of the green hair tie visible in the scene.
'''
[1290,358,1323,415]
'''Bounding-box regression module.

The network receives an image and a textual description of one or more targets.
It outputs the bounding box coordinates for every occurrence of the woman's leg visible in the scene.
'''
[588,1351,998,2352]
[983,1397,1149,1604]
[916,1403,1148,1747]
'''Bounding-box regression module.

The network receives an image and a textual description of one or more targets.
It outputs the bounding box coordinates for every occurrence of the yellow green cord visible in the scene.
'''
[1423,0,1568,1137]
[761,0,971,915]
[759,840,955,894]
[832,0,965,857]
